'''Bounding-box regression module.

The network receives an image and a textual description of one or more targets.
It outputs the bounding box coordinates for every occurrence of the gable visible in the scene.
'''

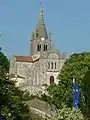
[48,53,58,59]
[46,48,60,59]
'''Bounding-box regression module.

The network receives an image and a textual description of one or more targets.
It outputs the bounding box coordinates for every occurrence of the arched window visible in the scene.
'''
[37,44,39,51]
[48,62,50,69]
[55,63,56,69]
[37,44,41,51]
[45,44,47,51]
[44,44,48,51]
[51,62,53,69]
[39,44,41,51]
[50,76,54,84]
[44,44,45,51]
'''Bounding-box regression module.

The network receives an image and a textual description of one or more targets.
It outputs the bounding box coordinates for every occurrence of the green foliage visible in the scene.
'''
[43,52,90,118]
[58,52,90,117]
[0,51,33,119]
[0,75,31,119]
[82,70,90,118]
[0,51,9,73]
[48,105,85,120]
[45,84,64,108]
[22,90,31,101]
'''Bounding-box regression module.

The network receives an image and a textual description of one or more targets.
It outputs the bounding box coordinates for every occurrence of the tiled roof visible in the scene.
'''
[14,56,39,62]
[15,56,33,62]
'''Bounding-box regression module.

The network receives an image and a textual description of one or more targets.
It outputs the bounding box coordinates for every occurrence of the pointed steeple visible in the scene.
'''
[40,1,44,24]
[30,1,52,55]
[35,0,48,39]
[40,8,44,24]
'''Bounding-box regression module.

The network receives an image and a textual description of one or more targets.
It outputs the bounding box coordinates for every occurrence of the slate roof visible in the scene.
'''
[34,8,48,39]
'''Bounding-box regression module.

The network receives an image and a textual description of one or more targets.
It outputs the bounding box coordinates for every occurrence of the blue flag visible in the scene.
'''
[73,80,80,109]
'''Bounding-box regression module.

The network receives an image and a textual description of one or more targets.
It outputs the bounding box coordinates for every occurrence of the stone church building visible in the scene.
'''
[9,6,67,94]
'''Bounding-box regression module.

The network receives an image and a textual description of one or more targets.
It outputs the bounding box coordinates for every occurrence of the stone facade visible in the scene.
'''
[9,6,68,95]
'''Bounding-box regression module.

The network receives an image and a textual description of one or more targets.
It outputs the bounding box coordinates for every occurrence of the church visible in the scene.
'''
[9,5,67,95]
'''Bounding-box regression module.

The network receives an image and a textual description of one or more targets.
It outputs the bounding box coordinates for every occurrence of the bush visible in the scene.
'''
[49,105,85,120]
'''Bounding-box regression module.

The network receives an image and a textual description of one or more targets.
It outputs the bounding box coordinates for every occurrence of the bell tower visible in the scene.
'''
[30,1,52,55]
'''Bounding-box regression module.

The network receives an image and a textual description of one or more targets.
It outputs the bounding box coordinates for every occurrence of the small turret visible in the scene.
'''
[31,32,34,40]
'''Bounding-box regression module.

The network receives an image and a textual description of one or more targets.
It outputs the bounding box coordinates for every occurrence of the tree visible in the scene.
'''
[82,69,90,118]
[0,51,33,120]
[48,105,85,120]
[43,52,90,118]
[0,51,9,73]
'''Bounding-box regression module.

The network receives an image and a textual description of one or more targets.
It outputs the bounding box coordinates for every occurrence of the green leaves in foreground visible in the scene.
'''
[48,105,85,120]
[43,52,90,119]
[0,51,32,120]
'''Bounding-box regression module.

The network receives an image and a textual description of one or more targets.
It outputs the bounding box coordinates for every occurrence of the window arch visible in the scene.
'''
[45,44,47,50]
[44,44,45,51]
[37,44,41,51]
[39,44,41,51]
[50,76,54,84]
[55,62,56,69]
[51,62,53,69]
[48,62,50,69]
[37,44,39,51]
[44,44,48,51]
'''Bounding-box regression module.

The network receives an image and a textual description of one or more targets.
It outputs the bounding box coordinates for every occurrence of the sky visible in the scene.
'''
[0,0,90,58]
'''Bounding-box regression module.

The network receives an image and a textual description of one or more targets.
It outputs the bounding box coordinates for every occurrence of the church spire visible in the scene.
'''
[30,1,52,55]
[32,0,48,39]
[40,0,44,24]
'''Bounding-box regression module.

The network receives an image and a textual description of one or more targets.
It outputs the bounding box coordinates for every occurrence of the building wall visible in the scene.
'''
[46,72,59,85]
[30,35,51,56]
[9,57,16,74]
[9,53,66,93]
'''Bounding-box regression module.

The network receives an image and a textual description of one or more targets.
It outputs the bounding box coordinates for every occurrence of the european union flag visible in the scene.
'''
[73,78,80,109]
